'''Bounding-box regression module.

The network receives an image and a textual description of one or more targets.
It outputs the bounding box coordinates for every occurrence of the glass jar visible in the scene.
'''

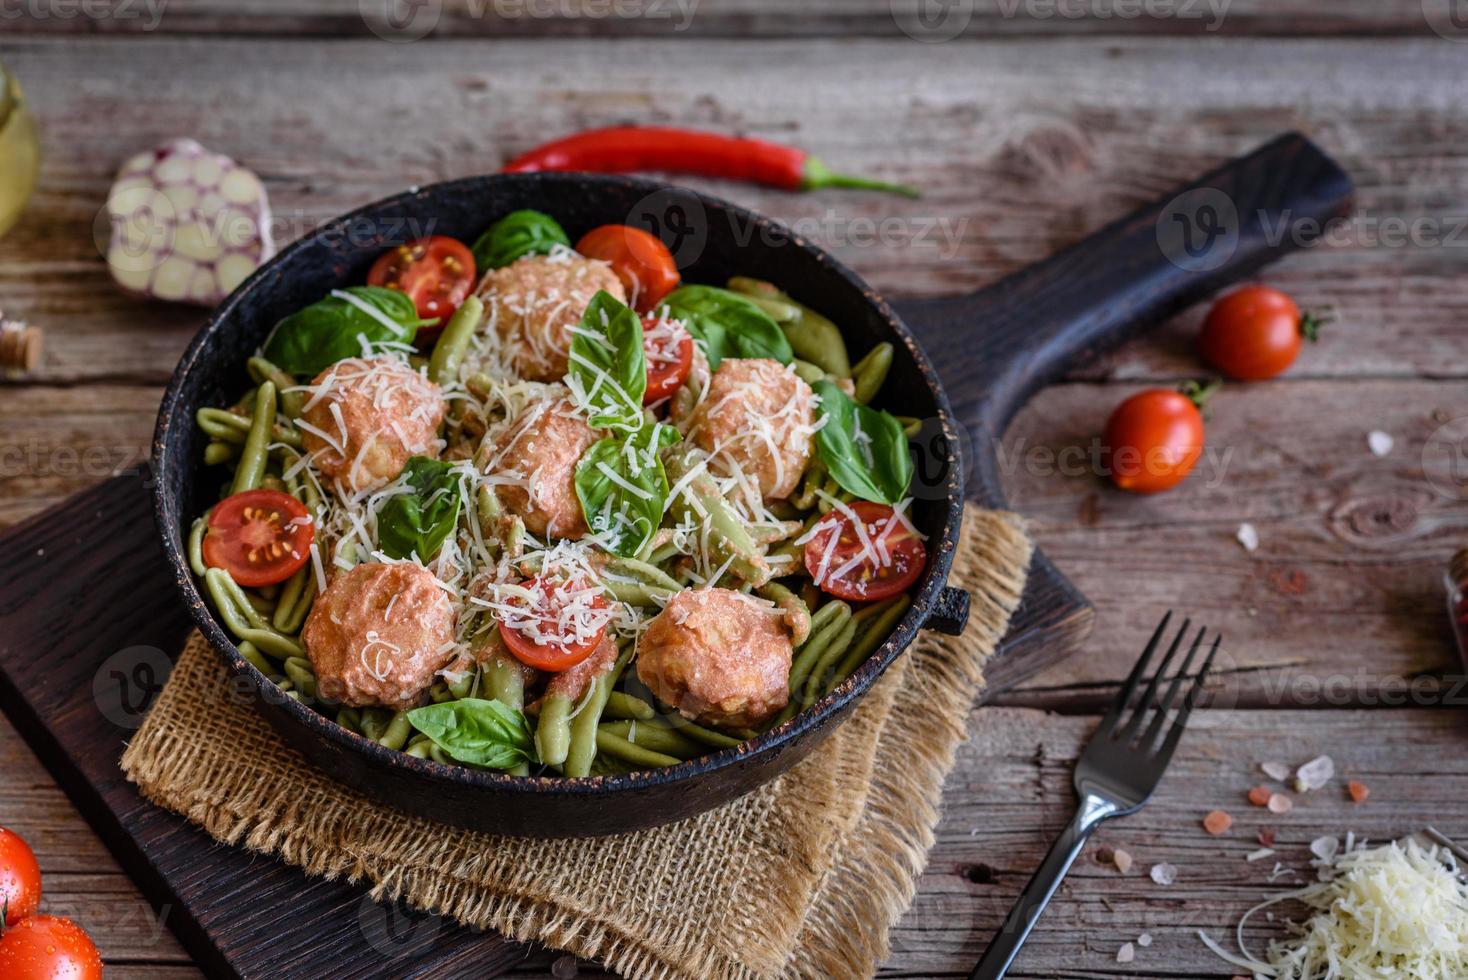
[0,59,41,240]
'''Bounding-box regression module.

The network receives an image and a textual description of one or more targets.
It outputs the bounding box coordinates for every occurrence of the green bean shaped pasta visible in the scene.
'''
[830,594,910,688]
[246,356,305,417]
[801,617,856,709]
[565,647,632,777]
[428,295,484,385]
[271,565,316,634]
[535,694,573,767]
[204,441,240,466]
[603,691,656,721]
[283,656,318,700]
[236,640,277,678]
[851,342,893,404]
[599,721,701,758]
[230,380,277,495]
[594,730,680,769]
[188,516,209,576]
[772,600,852,726]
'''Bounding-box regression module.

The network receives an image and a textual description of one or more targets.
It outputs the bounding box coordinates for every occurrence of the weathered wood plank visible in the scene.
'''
[0,0,1436,39]
[10,706,1466,977]
[0,37,1466,383]
[995,377,1468,706]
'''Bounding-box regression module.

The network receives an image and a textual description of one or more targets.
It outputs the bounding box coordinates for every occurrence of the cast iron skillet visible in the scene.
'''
[153,136,1352,837]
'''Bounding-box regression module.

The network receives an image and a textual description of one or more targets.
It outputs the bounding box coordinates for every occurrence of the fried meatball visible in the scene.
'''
[637,588,793,729]
[299,356,445,496]
[687,358,815,501]
[482,399,601,540]
[477,252,626,381]
[302,561,457,709]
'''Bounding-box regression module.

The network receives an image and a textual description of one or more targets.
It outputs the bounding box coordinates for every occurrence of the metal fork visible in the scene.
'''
[969,611,1221,980]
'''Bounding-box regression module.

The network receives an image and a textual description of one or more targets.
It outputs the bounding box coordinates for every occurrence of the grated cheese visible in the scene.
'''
[1204,838,1468,979]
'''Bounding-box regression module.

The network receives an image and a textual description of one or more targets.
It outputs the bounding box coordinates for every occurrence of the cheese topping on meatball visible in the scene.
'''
[298,356,445,496]
[302,561,457,709]
[481,398,603,540]
[637,588,793,729]
[686,358,816,501]
[476,252,626,381]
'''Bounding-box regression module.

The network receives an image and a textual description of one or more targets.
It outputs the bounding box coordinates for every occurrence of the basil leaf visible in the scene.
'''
[406,698,537,769]
[471,209,570,270]
[658,285,792,369]
[263,286,433,376]
[377,457,462,561]
[575,422,680,558]
[567,290,646,431]
[811,380,913,505]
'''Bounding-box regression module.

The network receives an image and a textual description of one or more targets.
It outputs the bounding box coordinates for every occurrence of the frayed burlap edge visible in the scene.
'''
[121,504,1030,979]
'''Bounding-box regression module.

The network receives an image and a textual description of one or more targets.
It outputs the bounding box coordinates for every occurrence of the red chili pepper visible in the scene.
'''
[502,126,920,197]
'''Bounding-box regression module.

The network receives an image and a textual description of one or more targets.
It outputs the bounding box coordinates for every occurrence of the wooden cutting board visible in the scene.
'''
[0,133,1353,978]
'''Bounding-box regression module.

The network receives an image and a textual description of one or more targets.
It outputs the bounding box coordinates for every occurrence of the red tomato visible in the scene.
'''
[202,488,314,587]
[641,314,694,404]
[1103,387,1210,494]
[0,916,103,980]
[367,236,477,335]
[1199,285,1321,380]
[498,575,611,672]
[574,225,680,313]
[804,502,927,602]
[0,828,41,926]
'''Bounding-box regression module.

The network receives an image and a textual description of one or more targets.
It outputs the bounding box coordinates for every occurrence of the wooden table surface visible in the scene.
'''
[3,4,1467,977]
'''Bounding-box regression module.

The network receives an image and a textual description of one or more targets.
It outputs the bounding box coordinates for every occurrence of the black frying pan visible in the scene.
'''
[151,134,1350,837]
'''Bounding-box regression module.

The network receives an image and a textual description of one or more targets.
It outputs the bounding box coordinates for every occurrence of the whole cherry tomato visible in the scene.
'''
[574,225,680,313]
[1199,285,1323,381]
[0,916,103,980]
[0,827,41,926]
[1103,384,1213,494]
[367,236,477,337]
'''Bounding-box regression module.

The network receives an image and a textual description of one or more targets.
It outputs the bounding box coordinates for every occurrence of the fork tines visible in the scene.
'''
[1103,610,1220,757]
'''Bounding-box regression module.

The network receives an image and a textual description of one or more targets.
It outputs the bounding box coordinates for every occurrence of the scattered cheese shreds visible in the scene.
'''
[1262,761,1292,781]
[1246,848,1276,863]
[1348,779,1371,803]
[1249,785,1273,807]
[1268,793,1294,815]
[1368,430,1394,457]
[1236,522,1260,552]
[1150,862,1178,886]
[1137,932,1153,948]
[1204,810,1234,835]
[1310,836,1340,864]
[1296,755,1335,792]
[1116,942,1135,964]
[1205,838,1468,979]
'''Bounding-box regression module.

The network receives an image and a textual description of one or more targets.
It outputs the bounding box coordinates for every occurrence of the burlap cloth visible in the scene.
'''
[121,505,1031,979]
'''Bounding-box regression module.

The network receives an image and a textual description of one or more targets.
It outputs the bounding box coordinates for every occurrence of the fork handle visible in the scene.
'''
[969,794,1119,980]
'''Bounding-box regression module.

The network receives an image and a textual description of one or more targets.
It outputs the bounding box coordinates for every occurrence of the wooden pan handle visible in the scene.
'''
[896,132,1354,440]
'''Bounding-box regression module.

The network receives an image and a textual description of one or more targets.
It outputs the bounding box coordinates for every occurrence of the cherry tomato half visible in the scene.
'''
[575,225,680,313]
[498,575,611,672]
[1199,285,1321,381]
[0,916,103,980]
[1103,386,1209,494]
[804,501,927,603]
[202,488,315,588]
[367,236,477,335]
[0,827,41,926]
[642,314,695,404]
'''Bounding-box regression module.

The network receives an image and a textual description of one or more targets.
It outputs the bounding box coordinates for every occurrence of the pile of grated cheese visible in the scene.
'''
[1202,837,1468,979]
